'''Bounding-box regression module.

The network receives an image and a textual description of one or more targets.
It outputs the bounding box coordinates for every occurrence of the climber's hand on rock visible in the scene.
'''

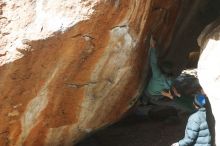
[161,90,173,100]
[150,35,156,48]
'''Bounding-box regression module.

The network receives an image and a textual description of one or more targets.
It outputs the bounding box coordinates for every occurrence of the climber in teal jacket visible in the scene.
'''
[142,36,195,114]
[146,47,172,96]
[141,36,173,104]
[172,94,211,146]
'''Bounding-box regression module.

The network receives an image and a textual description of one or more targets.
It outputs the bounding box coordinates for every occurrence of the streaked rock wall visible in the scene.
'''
[0,0,182,145]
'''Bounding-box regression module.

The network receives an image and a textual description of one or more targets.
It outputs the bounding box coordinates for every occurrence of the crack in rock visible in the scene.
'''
[64,81,97,88]
[111,24,128,30]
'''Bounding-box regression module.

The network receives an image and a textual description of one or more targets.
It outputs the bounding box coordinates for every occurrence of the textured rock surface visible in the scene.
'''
[198,19,220,146]
[160,0,220,74]
[2,0,220,145]
[0,0,182,145]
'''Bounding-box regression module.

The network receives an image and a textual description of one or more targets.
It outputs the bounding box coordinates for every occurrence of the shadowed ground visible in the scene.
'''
[76,106,188,146]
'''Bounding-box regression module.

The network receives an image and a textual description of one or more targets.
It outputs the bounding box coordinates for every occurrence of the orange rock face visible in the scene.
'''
[0,0,181,145]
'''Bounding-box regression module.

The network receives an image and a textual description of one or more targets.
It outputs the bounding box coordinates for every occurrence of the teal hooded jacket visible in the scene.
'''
[147,48,172,95]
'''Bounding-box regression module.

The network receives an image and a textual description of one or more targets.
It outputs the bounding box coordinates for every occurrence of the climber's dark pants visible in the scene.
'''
[141,91,192,113]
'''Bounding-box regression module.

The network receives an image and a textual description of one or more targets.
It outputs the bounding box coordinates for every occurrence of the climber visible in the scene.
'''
[139,36,201,118]
[171,94,211,146]
[140,35,174,105]
[140,37,194,106]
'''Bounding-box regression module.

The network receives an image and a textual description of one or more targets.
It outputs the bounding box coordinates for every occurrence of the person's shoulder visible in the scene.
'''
[188,110,200,122]
[188,109,205,123]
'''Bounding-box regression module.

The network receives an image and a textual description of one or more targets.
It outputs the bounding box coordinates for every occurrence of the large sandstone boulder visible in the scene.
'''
[198,19,220,146]
[0,0,182,145]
